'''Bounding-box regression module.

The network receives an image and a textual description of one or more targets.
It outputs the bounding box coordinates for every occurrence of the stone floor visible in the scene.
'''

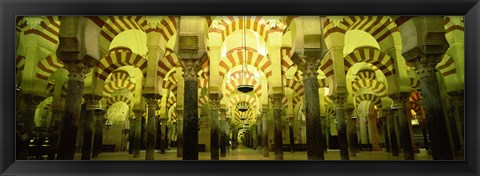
[72,145,463,160]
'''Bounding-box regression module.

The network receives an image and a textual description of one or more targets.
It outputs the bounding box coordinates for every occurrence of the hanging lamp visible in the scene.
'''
[237,16,254,93]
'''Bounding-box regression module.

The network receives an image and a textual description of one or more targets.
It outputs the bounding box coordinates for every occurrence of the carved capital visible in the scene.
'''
[291,52,322,79]
[84,94,102,110]
[144,94,161,109]
[332,95,347,110]
[390,93,410,109]
[179,59,202,81]
[269,94,284,110]
[210,98,220,110]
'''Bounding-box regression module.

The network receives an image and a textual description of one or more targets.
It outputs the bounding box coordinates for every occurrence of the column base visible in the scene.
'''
[372,145,382,151]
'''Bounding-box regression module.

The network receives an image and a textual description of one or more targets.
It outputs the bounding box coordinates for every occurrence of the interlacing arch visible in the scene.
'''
[323,16,399,44]
[157,49,180,78]
[351,76,388,98]
[208,16,287,43]
[36,55,64,80]
[20,16,60,46]
[344,47,395,77]
[220,48,272,78]
[284,78,304,105]
[103,70,136,98]
[198,95,209,109]
[99,16,147,43]
[281,47,294,75]
[443,16,464,35]
[224,70,262,97]
[106,94,132,107]
[436,54,457,77]
[96,47,148,81]
[355,93,382,109]
[144,16,178,44]
[166,95,176,110]
[408,91,422,114]
[163,70,179,94]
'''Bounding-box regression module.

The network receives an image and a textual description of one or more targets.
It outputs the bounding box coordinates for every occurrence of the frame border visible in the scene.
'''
[1,0,479,175]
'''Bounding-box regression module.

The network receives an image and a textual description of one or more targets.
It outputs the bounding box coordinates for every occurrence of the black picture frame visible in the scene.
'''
[1,0,479,175]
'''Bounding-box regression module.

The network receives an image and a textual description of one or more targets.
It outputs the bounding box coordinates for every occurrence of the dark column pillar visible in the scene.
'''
[448,90,464,154]
[81,95,101,160]
[321,115,328,153]
[159,118,167,154]
[220,108,227,157]
[345,107,356,157]
[209,97,220,160]
[387,110,400,156]
[256,116,263,153]
[128,117,135,154]
[16,95,43,160]
[333,95,349,160]
[132,110,144,158]
[381,110,391,153]
[391,93,415,160]
[176,110,183,158]
[180,57,205,160]
[369,112,381,151]
[270,94,284,160]
[288,119,294,153]
[48,109,64,160]
[144,95,161,160]
[292,51,328,160]
[57,58,97,160]
[91,110,105,158]
[261,110,269,157]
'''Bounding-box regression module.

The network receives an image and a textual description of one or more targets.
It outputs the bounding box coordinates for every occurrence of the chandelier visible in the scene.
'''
[237,101,249,112]
[237,16,254,93]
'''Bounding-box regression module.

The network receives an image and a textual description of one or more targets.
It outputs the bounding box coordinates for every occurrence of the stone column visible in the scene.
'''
[391,93,414,160]
[448,90,464,153]
[209,97,220,160]
[333,95,349,160]
[368,112,381,151]
[287,118,294,153]
[405,50,453,160]
[261,110,269,157]
[381,110,391,153]
[292,53,324,160]
[56,58,97,160]
[270,94,284,160]
[159,118,167,154]
[345,107,356,157]
[219,108,228,157]
[144,95,161,160]
[176,110,184,158]
[128,117,135,154]
[180,57,204,160]
[91,110,106,158]
[48,109,64,160]
[132,110,144,158]
[388,109,400,156]
[17,95,43,160]
[81,95,101,160]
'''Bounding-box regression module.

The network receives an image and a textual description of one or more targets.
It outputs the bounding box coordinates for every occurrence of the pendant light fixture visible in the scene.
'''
[237,16,254,93]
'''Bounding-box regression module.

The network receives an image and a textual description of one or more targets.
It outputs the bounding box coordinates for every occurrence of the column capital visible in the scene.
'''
[291,52,322,79]
[179,53,208,81]
[269,94,284,110]
[403,48,444,79]
[83,94,102,110]
[209,94,222,110]
[143,93,161,108]
[389,92,411,109]
[332,94,347,110]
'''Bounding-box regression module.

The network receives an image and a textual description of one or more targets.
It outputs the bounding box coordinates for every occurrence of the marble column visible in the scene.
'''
[388,110,400,156]
[132,110,144,158]
[144,95,161,160]
[81,95,101,160]
[408,54,453,160]
[219,108,227,157]
[48,109,64,160]
[261,110,269,157]
[392,93,414,160]
[381,111,391,153]
[270,94,284,160]
[333,96,349,160]
[159,118,167,154]
[57,59,96,160]
[180,58,203,160]
[128,117,135,154]
[448,90,464,153]
[294,54,325,160]
[209,98,220,160]
[91,110,106,158]
[368,112,381,151]
[321,115,328,153]
[256,116,263,153]
[345,108,356,157]
[17,95,43,160]
[176,110,183,158]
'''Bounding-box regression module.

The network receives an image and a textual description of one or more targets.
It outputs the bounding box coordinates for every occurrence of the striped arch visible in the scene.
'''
[22,16,60,46]
[36,55,64,80]
[344,47,395,77]
[224,70,262,97]
[96,48,148,81]
[46,81,67,97]
[356,69,376,80]
[355,93,382,109]
[284,78,304,97]
[143,16,178,45]
[157,50,180,78]
[16,55,25,72]
[163,70,179,94]
[106,95,132,107]
[103,70,136,97]
[318,78,328,88]
[99,16,147,43]
[351,78,387,98]
[409,78,421,90]
[323,16,399,44]
[443,16,464,35]
[208,16,286,43]
[228,94,257,111]
[320,57,334,77]
[281,47,294,75]
[198,95,209,109]
[436,54,457,77]
[408,91,422,113]
[166,95,176,109]
[220,49,272,78]
[327,108,336,116]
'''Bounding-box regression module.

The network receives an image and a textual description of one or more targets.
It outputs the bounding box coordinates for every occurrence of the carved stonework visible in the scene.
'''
[180,59,202,81]
[145,16,163,29]
[332,96,346,110]
[144,95,160,109]
[291,52,322,79]
[24,17,44,30]
[84,95,101,110]
[414,60,438,79]
[63,61,89,82]
[326,16,345,27]
[210,98,220,111]
[390,93,410,109]
[269,94,284,110]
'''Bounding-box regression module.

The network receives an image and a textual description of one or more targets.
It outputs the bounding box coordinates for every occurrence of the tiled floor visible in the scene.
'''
[73,145,461,160]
